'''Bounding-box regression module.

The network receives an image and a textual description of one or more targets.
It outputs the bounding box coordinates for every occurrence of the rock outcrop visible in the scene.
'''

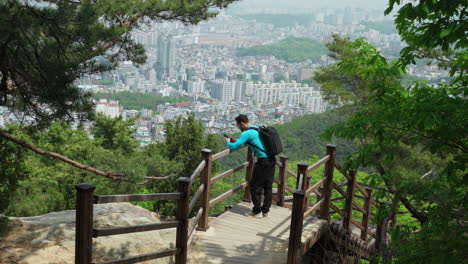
[0,203,179,264]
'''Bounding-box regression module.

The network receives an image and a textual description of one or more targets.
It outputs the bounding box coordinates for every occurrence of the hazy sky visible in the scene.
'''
[230,0,389,10]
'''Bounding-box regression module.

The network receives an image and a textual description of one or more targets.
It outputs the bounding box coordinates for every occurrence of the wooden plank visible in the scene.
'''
[303,199,324,219]
[212,146,246,161]
[351,218,365,231]
[212,149,231,161]
[286,167,297,178]
[277,155,288,207]
[355,195,380,207]
[284,185,294,193]
[331,197,345,202]
[175,178,190,264]
[330,202,344,217]
[75,183,95,264]
[353,201,366,214]
[343,170,357,232]
[210,162,248,184]
[361,188,373,241]
[332,182,347,197]
[244,149,254,202]
[355,182,369,199]
[96,248,179,264]
[198,149,212,231]
[189,160,206,183]
[95,192,181,204]
[188,208,203,240]
[304,177,326,196]
[287,190,306,264]
[209,181,248,207]
[319,145,336,220]
[306,155,330,173]
[189,184,204,213]
[93,221,179,237]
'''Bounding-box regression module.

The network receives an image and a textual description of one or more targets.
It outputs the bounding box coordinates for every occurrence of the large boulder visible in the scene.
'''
[0,203,182,264]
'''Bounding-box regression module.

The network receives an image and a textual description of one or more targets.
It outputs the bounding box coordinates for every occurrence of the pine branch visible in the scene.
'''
[0,130,130,181]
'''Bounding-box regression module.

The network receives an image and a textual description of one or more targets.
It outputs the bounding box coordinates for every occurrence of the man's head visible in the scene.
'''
[235,114,250,131]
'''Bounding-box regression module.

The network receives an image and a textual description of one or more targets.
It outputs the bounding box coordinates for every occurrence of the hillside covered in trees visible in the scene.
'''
[94,92,189,111]
[236,37,327,63]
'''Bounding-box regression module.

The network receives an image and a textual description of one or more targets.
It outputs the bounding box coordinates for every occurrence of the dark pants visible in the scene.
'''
[250,157,276,214]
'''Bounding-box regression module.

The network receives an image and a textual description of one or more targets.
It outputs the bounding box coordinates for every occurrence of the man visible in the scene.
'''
[225,114,276,218]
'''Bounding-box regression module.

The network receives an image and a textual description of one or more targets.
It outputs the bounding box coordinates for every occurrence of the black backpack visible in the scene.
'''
[247,126,283,157]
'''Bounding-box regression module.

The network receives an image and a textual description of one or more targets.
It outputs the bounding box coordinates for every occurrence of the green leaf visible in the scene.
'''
[439,28,451,38]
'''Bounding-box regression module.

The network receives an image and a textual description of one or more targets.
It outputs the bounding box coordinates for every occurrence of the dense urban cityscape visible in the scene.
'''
[0,5,450,147]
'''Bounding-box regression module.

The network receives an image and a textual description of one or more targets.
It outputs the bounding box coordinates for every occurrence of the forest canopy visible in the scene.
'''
[236,37,327,63]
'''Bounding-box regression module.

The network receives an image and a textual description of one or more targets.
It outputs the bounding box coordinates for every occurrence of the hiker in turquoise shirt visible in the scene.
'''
[225,114,276,218]
[226,126,268,158]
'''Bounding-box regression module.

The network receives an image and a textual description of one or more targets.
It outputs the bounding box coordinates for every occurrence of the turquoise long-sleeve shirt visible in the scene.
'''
[226,125,268,158]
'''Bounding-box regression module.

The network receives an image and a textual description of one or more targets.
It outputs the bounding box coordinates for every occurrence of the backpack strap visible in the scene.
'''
[246,127,267,154]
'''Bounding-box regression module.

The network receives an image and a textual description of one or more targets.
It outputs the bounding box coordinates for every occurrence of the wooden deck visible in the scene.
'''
[189,202,328,264]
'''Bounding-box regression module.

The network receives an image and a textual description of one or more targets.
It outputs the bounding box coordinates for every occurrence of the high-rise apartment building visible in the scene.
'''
[156,34,176,79]
[251,81,327,113]
[210,80,235,102]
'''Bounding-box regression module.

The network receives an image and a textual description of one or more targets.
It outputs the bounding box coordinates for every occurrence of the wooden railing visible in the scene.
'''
[75,184,183,264]
[75,145,253,264]
[287,144,336,264]
[76,143,391,264]
[285,145,392,264]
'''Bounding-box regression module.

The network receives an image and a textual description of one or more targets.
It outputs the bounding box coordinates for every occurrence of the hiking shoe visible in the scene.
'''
[248,212,263,218]
[262,213,269,218]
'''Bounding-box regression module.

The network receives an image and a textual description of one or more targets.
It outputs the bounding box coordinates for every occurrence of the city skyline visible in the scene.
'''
[228,0,390,10]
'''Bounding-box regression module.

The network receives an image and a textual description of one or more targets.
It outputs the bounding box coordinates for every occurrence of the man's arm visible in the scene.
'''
[226,131,250,151]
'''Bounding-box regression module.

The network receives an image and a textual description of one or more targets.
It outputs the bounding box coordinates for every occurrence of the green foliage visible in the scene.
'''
[91,114,139,153]
[0,217,10,237]
[94,92,189,111]
[275,111,356,163]
[0,115,222,217]
[237,37,327,63]
[0,0,238,124]
[314,35,402,113]
[385,0,467,80]
[239,14,314,28]
[316,11,466,261]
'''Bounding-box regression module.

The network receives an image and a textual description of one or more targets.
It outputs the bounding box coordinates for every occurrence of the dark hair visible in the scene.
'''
[235,114,249,124]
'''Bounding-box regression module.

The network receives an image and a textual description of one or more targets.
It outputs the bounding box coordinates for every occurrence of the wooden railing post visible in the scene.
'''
[198,149,212,231]
[277,155,288,207]
[296,162,309,213]
[243,148,254,202]
[175,177,191,264]
[296,162,308,190]
[287,189,306,264]
[75,183,95,264]
[319,144,336,220]
[361,187,373,241]
[343,170,357,232]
